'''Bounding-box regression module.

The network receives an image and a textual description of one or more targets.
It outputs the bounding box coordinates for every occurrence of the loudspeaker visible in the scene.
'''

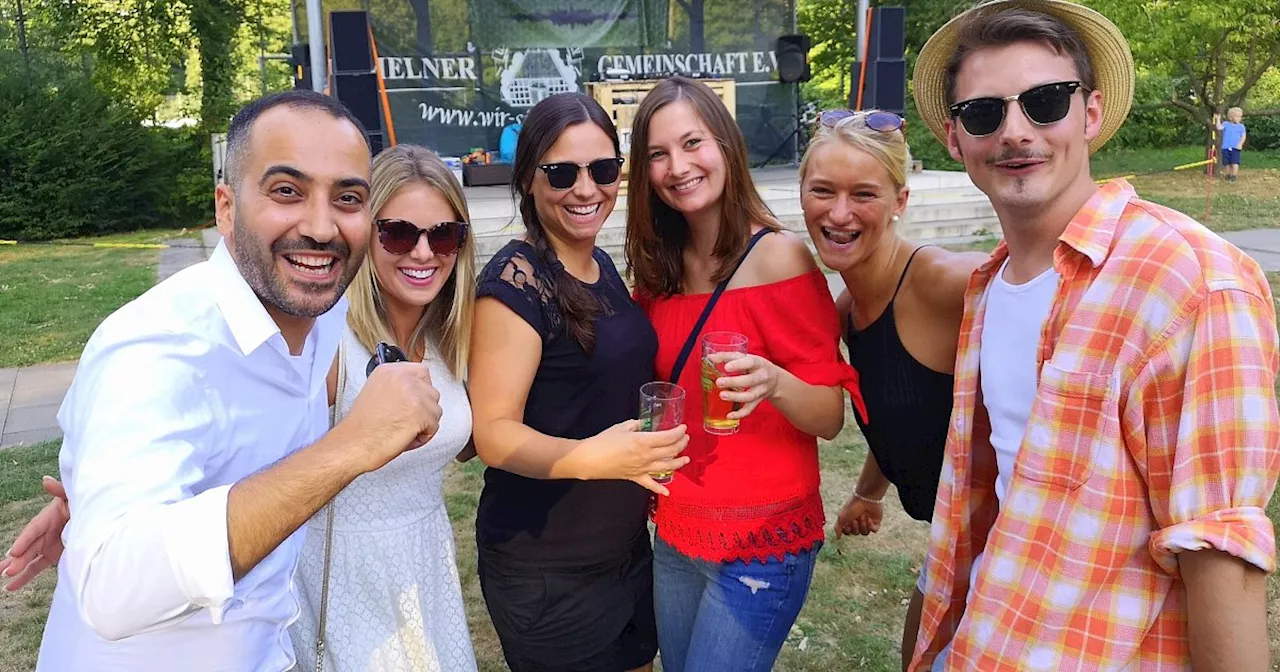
[873,7,905,60]
[328,10,385,154]
[850,6,907,113]
[776,34,811,84]
[872,60,906,116]
[329,11,375,74]
[332,73,380,130]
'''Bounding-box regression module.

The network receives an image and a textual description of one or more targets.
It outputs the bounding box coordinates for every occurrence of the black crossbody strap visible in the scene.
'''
[669,228,772,384]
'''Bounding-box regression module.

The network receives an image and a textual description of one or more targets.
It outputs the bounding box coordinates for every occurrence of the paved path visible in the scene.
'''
[0,232,216,449]
[1220,229,1280,273]
[157,237,210,282]
[4,227,1280,450]
[0,363,80,447]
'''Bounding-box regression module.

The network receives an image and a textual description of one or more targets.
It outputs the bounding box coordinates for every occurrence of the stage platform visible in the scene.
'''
[463,166,998,268]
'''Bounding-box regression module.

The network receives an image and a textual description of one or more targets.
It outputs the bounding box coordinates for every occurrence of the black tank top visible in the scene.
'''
[844,247,954,522]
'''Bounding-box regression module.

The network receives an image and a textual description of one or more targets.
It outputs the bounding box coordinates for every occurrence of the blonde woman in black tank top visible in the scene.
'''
[798,110,986,670]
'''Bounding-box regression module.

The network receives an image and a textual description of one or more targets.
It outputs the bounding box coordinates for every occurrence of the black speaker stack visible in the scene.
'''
[328,10,386,155]
[754,33,812,167]
[775,34,811,85]
[850,6,906,116]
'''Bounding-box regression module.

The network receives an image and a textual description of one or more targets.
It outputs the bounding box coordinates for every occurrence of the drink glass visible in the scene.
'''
[638,381,686,484]
[701,331,748,435]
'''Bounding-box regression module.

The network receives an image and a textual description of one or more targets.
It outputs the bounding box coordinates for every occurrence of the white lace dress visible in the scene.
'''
[290,329,477,672]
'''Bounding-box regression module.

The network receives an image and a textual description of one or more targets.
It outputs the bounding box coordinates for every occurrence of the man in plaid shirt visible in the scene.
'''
[908,1,1280,670]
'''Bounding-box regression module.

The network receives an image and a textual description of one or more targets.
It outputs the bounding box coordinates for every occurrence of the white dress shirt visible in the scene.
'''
[37,240,345,672]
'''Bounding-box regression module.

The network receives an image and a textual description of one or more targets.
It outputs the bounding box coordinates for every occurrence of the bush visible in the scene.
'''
[0,70,211,241]
[904,94,962,172]
[1242,113,1280,151]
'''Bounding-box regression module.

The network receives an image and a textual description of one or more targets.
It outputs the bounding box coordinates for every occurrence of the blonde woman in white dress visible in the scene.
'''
[288,144,478,672]
[0,145,479,672]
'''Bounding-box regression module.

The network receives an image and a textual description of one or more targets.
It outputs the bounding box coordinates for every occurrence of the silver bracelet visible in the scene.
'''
[853,491,884,505]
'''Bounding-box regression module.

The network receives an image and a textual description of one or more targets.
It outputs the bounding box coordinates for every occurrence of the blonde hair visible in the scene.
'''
[346,144,475,379]
[1228,106,1244,120]
[800,111,912,191]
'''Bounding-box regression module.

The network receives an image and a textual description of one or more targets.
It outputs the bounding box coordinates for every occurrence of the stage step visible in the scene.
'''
[469,171,999,272]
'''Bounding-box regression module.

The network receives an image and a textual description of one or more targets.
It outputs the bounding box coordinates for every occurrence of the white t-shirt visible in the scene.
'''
[930,257,1059,672]
[980,258,1061,505]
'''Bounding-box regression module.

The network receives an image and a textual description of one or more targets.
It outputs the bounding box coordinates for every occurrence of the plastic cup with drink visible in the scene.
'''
[638,381,686,484]
[701,331,748,435]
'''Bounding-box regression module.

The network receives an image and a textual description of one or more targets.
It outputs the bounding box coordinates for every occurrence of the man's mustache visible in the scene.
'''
[987,149,1052,166]
[272,236,351,261]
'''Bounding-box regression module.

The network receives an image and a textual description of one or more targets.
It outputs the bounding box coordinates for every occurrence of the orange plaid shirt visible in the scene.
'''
[911,179,1280,671]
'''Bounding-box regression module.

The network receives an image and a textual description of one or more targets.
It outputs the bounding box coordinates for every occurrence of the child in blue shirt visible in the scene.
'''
[1217,107,1247,182]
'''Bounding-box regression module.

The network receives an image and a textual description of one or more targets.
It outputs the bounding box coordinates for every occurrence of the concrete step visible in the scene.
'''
[193,167,997,274]
[465,178,994,233]
[476,220,1002,278]
[472,198,999,270]
[899,216,1002,242]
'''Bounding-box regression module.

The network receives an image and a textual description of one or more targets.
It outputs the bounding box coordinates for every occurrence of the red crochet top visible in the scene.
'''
[636,269,867,564]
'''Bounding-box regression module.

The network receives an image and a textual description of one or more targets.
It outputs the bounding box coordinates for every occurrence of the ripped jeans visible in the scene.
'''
[652,535,820,672]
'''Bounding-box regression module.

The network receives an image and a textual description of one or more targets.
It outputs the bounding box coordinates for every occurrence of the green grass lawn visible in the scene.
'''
[1092,147,1280,233]
[0,425,930,672]
[939,147,1280,249]
[0,229,200,368]
[0,441,61,671]
[8,400,1280,670]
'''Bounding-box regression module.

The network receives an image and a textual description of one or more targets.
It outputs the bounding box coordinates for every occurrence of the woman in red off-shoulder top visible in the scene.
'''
[624,77,866,672]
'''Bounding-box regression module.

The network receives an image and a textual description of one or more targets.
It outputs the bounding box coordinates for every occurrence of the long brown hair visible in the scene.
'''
[511,92,621,353]
[625,76,781,297]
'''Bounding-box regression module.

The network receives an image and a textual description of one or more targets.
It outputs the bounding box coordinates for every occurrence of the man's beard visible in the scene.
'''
[231,211,361,319]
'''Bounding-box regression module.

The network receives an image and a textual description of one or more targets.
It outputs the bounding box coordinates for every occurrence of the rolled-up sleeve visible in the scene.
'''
[750,270,868,423]
[58,328,235,641]
[1145,287,1280,576]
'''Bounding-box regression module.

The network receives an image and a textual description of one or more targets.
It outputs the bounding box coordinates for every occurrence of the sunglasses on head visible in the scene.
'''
[949,81,1087,137]
[376,218,468,257]
[538,157,625,190]
[819,110,906,134]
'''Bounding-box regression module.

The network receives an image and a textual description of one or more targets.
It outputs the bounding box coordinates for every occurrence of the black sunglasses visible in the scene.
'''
[376,218,468,257]
[365,342,408,378]
[819,110,906,133]
[537,158,625,190]
[949,81,1087,137]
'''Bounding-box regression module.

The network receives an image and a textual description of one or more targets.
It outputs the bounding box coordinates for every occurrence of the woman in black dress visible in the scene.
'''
[468,93,690,672]
[800,110,986,668]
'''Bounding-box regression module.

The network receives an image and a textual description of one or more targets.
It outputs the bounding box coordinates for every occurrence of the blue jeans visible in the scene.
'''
[653,535,820,672]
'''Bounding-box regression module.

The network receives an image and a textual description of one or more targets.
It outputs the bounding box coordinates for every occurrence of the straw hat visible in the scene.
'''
[912,0,1134,154]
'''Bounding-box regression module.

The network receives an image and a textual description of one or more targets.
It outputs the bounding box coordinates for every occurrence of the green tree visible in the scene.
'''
[191,0,244,131]
[798,0,969,168]
[0,58,210,239]
[1,0,260,129]
[1085,0,1280,141]
[233,0,293,100]
[798,0,858,107]
[34,0,191,116]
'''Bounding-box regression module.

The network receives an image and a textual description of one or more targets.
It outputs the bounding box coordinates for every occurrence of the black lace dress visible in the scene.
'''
[473,239,660,672]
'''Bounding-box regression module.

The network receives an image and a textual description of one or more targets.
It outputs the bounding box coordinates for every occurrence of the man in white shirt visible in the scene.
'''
[33,90,443,671]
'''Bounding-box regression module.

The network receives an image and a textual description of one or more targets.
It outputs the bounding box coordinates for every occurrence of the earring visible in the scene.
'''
[891,215,900,223]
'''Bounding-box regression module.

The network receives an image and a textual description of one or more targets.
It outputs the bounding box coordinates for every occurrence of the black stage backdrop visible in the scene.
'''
[321,0,800,163]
